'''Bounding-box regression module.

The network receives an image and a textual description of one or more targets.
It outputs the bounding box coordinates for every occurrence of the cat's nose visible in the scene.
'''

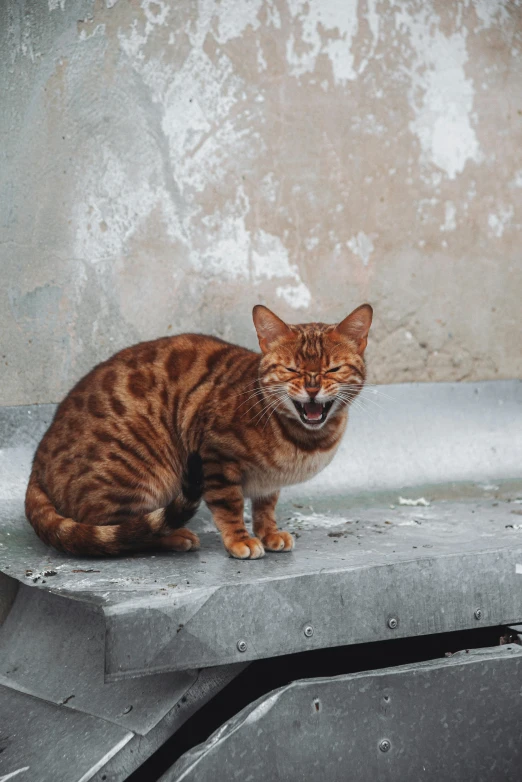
[305,387,320,400]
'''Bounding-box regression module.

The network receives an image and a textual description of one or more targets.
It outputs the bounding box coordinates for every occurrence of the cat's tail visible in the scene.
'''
[25,473,123,555]
[25,471,202,556]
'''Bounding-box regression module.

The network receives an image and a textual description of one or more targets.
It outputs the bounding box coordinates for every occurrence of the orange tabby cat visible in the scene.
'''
[25,304,372,559]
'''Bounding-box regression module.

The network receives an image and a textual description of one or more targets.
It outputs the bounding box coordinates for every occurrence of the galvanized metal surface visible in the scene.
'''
[0,684,133,782]
[0,586,198,734]
[163,645,522,782]
[1,381,522,676]
[0,660,245,782]
[0,569,245,780]
[2,493,522,677]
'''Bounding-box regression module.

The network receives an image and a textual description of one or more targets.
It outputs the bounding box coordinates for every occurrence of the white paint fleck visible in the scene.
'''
[78,24,106,42]
[252,230,302,286]
[188,193,311,307]
[398,496,430,507]
[305,236,319,250]
[142,0,169,27]
[488,205,514,238]
[473,0,510,30]
[286,0,378,85]
[73,146,179,263]
[256,40,267,71]
[213,0,264,44]
[396,6,481,179]
[48,0,66,10]
[510,170,522,189]
[276,282,312,309]
[441,201,456,232]
[347,231,375,266]
[118,20,148,59]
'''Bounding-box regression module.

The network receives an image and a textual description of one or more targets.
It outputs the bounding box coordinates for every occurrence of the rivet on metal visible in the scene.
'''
[474,609,482,620]
[387,617,398,630]
[379,739,391,753]
[304,624,314,638]
[237,639,247,652]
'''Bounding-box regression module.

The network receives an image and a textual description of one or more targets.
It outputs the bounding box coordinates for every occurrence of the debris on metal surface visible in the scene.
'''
[398,496,430,506]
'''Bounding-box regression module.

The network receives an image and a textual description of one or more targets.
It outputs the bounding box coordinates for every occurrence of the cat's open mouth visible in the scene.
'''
[292,400,334,426]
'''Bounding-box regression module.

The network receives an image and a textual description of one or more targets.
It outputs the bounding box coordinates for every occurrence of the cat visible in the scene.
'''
[25,303,372,559]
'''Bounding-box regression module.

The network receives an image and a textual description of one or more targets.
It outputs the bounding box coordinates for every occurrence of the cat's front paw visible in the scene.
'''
[262,530,295,552]
[226,537,265,560]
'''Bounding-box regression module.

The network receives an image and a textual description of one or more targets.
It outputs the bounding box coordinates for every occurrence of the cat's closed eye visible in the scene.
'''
[283,366,299,373]
[326,366,341,373]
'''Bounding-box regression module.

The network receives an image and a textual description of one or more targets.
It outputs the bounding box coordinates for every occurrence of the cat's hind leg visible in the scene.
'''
[116,509,200,552]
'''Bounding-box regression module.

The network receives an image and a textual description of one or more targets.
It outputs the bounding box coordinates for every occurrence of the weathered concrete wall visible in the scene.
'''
[1,0,521,405]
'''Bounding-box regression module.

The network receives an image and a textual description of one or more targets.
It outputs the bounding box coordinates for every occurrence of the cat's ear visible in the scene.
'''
[334,304,373,354]
[252,305,292,353]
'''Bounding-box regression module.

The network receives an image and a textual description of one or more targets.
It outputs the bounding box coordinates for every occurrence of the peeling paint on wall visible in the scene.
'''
[347,232,375,266]
[0,0,521,405]
[488,205,514,238]
[396,4,481,180]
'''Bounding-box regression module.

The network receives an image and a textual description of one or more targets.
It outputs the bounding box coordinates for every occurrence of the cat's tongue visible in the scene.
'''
[303,401,323,421]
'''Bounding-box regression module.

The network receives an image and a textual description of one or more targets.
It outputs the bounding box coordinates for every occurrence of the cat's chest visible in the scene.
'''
[242,443,338,498]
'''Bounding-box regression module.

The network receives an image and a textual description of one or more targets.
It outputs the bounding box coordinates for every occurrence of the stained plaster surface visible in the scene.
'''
[1,0,521,405]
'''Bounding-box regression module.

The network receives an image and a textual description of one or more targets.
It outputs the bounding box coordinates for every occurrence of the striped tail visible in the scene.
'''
[25,462,203,556]
[25,473,123,555]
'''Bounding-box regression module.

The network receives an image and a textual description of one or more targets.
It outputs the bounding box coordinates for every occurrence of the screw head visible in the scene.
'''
[474,609,482,620]
[237,639,247,652]
[387,617,398,630]
[304,624,314,638]
[379,739,391,753]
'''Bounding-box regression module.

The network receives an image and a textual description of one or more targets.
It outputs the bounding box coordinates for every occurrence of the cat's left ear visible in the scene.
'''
[334,304,373,354]
[252,305,292,353]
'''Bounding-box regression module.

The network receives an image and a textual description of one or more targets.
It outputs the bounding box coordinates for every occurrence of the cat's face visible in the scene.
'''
[253,304,372,430]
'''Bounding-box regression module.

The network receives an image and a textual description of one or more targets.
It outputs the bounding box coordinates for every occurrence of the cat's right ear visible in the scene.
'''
[252,305,292,353]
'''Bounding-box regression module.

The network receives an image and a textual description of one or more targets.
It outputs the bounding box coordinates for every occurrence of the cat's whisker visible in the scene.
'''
[252,392,287,420]
[262,398,287,430]
[236,384,286,412]
[235,380,281,395]
[243,391,287,421]
[344,384,396,403]
[339,384,386,410]
[236,387,277,410]
[336,394,368,415]
[235,382,281,400]
[251,400,281,424]
[252,390,289,421]
[343,392,384,411]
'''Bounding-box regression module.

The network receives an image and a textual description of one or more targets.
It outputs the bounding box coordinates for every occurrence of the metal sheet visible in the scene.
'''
[0,663,245,782]
[90,663,246,782]
[0,684,133,782]
[0,585,198,734]
[163,645,522,782]
[2,493,522,676]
